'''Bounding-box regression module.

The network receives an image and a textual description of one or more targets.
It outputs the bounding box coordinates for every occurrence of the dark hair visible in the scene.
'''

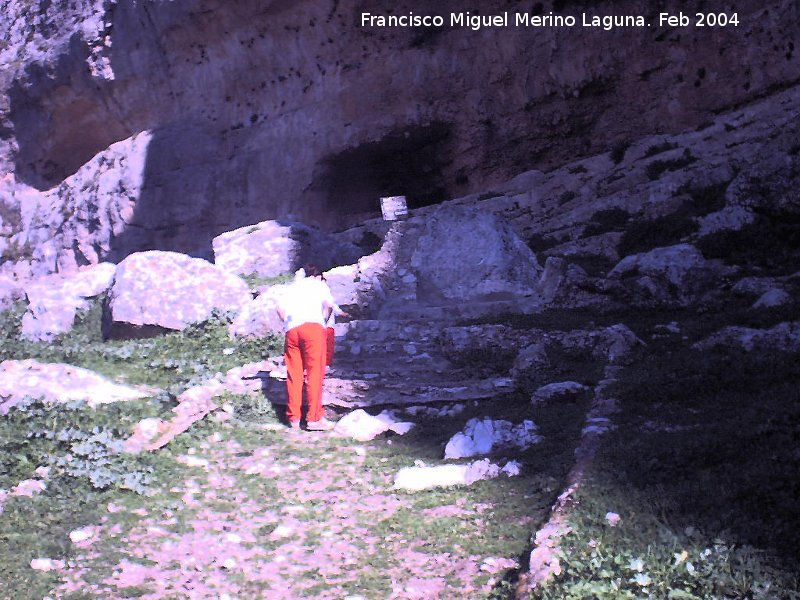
[303,263,322,278]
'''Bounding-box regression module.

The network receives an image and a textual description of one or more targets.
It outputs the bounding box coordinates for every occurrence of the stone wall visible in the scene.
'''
[1,0,798,259]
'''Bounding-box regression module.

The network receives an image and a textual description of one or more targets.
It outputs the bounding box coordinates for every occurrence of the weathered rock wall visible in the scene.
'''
[1,0,798,259]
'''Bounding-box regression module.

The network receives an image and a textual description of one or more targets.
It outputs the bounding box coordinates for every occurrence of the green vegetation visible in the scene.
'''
[0,298,280,390]
[643,141,679,158]
[609,140,631,164]
[697,209,800,275]
[530,334,800,599]
[645,150,697,180]
[617,212,698,256]
[0,268,798,598]
[533,476,799,600]
[240,271,294,289]
[580,207,631,238]
[615,180,730,256]
[558,190,578,205]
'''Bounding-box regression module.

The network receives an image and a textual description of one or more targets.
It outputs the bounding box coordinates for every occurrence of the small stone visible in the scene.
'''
[69,527,94,544]
[271,524,293,538]
[30,558,63,572]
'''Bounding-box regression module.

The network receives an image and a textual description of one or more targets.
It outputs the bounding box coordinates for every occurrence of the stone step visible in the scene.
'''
[259,371,515,409]
[335,319,450,343]
[323,375,516,409]
[376,297,540,322]
[335,338,442,356]
[329,358,455,378]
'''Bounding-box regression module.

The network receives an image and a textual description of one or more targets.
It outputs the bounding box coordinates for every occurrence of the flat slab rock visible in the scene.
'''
[0,359,160,415]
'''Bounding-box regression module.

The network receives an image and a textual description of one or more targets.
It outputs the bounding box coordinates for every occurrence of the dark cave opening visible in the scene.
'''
[314,122,453,227]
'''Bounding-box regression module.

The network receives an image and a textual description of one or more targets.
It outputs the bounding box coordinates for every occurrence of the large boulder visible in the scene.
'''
[21,262,116,341]
[323,264,362,308]
[558,323,644,364]
[0,133,151,279]
[608,243,730,305]
[212,220,362,278]
[228,283,290,339]
[409,205,542,302]
[693,321,800,353]
[104,251,250,338]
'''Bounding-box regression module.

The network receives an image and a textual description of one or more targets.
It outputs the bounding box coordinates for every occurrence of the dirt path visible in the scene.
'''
[50,422,532,599]
[45,310,608,599]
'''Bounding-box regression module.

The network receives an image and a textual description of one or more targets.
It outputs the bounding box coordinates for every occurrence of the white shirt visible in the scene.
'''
[279,277,334,331]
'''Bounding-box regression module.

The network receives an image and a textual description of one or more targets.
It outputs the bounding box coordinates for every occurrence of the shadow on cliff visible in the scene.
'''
[9,34,131,190]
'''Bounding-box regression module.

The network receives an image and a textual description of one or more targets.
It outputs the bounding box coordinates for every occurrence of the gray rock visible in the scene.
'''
[558,323,644,364]
[536,257,567,304]
[609,243,729,305]
[105,251,249,337]
[0,133,151,278]
[693,321,800,353]
[21,262,116,341]
[698,206,756,236]
[511,342,551,384]
[410,205,542,302]
[531,381,589,405]
[4,0,795,257]
[732,276,783,297]
[228,283,290,339]
[212,220,361,278]
[752,288,792,309]
[0,359,158,415]
[444,417,541,459]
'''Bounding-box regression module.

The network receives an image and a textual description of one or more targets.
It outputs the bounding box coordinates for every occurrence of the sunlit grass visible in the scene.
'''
[1,293,799,598]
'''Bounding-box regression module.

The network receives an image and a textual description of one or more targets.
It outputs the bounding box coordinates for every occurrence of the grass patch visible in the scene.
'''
[601,344,800,562]
[643,141,679,158]
[524,331,800,599]
[531,474,799,600]
[644,150,697,180]
[680,181,729,216]
[0,396,176,491]
[0,299,281,391]
[580,207,631,238]
[527,234,562,253]
[240,272,293,289]
[617,213,698,256]
[616,181,729,257]
[609,140,631,164]
[696,209,800,275]
[558,190,577,205]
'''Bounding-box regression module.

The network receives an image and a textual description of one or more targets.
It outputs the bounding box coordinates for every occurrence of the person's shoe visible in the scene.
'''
[306,418,335,431]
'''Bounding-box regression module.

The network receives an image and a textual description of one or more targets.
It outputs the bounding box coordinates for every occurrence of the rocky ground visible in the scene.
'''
[0,80,798,598]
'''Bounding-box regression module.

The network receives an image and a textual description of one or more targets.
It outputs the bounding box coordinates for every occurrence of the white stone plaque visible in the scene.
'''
[380,196,408,221]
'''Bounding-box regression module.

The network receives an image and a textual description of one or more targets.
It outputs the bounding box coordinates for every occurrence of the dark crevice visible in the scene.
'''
[310,121,454,224]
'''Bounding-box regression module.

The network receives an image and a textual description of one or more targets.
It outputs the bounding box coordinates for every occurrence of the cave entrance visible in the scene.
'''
[315,122,453,229]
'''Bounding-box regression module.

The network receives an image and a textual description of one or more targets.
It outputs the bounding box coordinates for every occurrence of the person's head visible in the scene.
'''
[303,263,323,279]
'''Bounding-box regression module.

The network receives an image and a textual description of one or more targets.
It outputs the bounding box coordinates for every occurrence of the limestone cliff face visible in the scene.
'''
[0,0,798,263]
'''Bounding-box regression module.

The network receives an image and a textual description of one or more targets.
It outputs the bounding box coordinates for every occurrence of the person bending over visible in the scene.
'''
[276,264,335,431]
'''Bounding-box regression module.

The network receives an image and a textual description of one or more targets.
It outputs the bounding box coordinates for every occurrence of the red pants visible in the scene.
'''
[325,327,335,366]
[284,322,326,423]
